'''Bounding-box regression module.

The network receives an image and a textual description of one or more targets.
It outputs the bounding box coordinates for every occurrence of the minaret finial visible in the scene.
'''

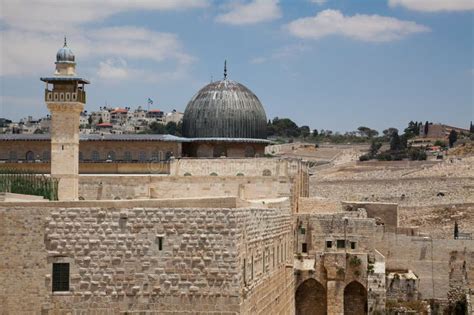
[224,60,227,80]
[64,36,67,47]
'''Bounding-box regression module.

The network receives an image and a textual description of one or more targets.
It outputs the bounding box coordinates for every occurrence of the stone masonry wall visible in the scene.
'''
[0,204,291,314]
[374,231,474,300]
[78,175,292,201]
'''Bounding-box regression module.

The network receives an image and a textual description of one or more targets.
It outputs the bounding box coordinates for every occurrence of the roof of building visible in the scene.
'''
[97,123,113,127]
[56,37,75,64]
[111,108,128,114]
[182,78,267,139]
[0,134,189,142]
[40,76,90,84]
[0,134,272,144]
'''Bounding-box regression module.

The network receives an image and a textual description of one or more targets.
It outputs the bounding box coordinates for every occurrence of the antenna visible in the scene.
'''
[224,60,227,80]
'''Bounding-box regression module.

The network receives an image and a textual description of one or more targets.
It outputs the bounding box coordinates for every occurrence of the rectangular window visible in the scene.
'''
[337,240,346,249]
[326,241,333,248]
[350,242,356,250]
[52,263,69,292]
[302,243,307,253]
[157,237,163,251]
[300,228,306,234]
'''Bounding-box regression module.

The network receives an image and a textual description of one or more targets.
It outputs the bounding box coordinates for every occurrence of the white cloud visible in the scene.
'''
[311,0,327,5]
[389,0,474,12]
[97,59,129,80]
[286,9,430,42]
[0,0,209,32]
[216,0,282,25]
[0,1,198,78]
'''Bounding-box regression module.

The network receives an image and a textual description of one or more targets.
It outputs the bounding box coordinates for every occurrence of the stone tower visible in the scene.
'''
[41,38,89,200]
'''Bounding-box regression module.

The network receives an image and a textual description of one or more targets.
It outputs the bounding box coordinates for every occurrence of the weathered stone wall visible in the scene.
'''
[0,204,292,314]
[0,140,181,161]
[312,177,474,207]
[374,231,474,300]
[170,157,305,178]
[297,197,342,214]
[78,175,292,201]
[342,201,398,231]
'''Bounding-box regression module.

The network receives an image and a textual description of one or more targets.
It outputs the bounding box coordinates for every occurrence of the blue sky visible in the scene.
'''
[1,0,472,132]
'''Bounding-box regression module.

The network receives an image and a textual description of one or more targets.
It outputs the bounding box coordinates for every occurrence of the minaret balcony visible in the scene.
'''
[45,89,86,103]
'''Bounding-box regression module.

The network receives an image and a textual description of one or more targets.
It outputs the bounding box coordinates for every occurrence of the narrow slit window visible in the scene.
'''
[52,263,70,292]
[302,243,308,253]
[350,242,356,250]
[157,237,163,251]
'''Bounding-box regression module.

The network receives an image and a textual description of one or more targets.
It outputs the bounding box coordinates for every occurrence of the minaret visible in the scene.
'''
[41,38,89,201]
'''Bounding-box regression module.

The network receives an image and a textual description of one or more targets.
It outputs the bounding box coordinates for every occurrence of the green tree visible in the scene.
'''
[383,128,398,139]
[299,126,310,138]
[149,121,166,134]
[470,121,474,134]
[448,130,458,148]
[88,116,93,125]
[390,131,402,151]
[98,117,103,124]
[165,121,177,135]
[357,126,379,138]
[312,129,319,137]
[369,140,382,157]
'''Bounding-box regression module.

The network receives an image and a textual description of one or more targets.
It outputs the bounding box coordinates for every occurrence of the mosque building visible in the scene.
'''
[0,42,270,165]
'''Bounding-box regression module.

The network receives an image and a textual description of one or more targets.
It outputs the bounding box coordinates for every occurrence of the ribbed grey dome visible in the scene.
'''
[183,79,267,139]
[56,39,75,63]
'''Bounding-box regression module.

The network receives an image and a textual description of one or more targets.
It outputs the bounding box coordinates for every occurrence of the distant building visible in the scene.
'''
[409,123,470,147]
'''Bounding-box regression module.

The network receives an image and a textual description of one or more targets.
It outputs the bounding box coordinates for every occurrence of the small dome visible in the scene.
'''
[183,79,267,139]
[56,38,75,63]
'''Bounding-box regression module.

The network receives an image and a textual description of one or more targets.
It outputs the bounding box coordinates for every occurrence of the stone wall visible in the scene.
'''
[78,175,293,202]
[0,140,181,161]
[312,177,474,207]
[374,231,474,300]
[297,197,342,214]
[0,203,292,314]
[342,201,398,231]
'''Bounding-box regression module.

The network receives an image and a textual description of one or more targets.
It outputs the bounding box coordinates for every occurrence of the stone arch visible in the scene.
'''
[344,281,367,315]
[295,278,327,315]
[107,151,116,161]
[262,169,272,176]
[26,151,35,161]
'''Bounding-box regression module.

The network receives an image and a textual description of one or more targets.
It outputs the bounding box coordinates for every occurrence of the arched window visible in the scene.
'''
[262,169,272,176]
[138,151,146,161]
[151,151,159,161]
[165,151,172,160]
[26,151,35,161]
[9,151,17,161]
[91,151,100,161]
[123,151,132,161]
[107,151,116,161]
[79,152,84,161]
[42,151,50,161]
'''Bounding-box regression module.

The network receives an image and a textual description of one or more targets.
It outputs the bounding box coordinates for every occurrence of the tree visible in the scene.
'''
[470,121,474,134]
[165,121,177,135]
[357,126,379,138]
[149,121,166,134]
[383,128,398,138]
[312,129,319,137]
[299,126,310,138]
[404,121,419,139]
[390,131,402,151]
[88,116,93,125]
[424,121,430,136]
[448,130,458,148]
[369,140,382,158]
[98,117,103,124]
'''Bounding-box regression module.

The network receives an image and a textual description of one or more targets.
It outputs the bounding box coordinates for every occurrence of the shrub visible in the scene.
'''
[359,154,370,161]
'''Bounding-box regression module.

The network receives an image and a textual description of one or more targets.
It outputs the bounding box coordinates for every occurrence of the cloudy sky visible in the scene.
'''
[0,0,472,132]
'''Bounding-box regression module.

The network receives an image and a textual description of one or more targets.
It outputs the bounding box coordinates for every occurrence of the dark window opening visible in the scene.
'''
[302,243,308,253]
[337,240,346,248]
[52,263,69,292]
[300,228,306,234]
[350,242,356,249]
[326,241,333,248]
[157,237,163,251]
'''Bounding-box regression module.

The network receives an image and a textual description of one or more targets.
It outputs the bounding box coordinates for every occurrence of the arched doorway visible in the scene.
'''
[344,281,367,315]
[295,279,327,315]
[26,151,35,161]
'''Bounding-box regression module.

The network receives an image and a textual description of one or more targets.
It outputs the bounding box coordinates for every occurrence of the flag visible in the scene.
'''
[147,98,153,105]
